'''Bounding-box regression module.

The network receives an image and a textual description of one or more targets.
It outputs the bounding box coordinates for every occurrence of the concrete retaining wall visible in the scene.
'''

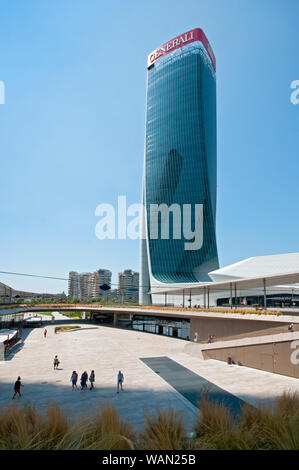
[190,316,291,343]
[202,339,299,378]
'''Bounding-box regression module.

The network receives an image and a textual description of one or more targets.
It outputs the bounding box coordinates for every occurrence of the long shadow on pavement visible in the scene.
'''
[141,356,250,417]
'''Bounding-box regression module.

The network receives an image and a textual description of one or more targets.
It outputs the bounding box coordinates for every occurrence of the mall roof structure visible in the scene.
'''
[150,253,299,306]
[209,252,299,282]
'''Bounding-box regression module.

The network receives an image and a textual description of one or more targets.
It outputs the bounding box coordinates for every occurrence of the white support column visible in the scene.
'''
[263,278,267,309]
[0,342,4,361]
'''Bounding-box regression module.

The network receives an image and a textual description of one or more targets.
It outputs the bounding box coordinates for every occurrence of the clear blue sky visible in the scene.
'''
[0,0,298,293]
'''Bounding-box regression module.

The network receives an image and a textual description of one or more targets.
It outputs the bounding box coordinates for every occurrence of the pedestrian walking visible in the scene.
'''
[89,370,95,390]
[12,376,24,399]
[80,371,88,390]
[44,329,47,338]
[53,355,60,370]
[70,371,78,389]
[117,370,124,394]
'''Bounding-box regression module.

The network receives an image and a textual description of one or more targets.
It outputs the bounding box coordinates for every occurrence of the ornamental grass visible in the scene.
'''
[0,392,298,450]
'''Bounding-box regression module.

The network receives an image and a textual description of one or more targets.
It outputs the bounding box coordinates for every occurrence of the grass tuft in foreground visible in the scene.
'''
[138,408,188,450]
[193,391,299,450]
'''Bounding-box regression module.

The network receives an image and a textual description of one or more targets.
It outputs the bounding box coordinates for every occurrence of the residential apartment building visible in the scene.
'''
[118,270,139,303]
[68,271,80,300]
[68,269,112,301]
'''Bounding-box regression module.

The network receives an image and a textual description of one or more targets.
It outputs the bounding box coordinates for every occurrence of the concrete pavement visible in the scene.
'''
[0,324,298,429]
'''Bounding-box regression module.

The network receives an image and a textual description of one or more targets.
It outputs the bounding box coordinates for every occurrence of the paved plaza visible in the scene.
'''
[0,319,299,429]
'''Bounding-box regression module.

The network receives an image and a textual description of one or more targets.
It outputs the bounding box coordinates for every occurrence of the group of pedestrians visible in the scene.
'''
[70,369,124,393]
[12,369,125,399]
[70,370,95,391]
[11,349,125,399]
[54,353,124,393]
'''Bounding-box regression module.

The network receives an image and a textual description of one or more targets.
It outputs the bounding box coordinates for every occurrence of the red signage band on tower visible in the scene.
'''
[147,28,216,72]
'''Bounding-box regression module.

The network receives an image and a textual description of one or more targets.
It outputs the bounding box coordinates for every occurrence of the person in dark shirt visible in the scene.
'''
[70,371,78,389]
[80,371,88,390]
[89,370,95,390]
[12,376,24,399]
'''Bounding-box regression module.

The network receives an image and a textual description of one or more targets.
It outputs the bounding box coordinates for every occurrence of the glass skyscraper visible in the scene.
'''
[140,28,219,304]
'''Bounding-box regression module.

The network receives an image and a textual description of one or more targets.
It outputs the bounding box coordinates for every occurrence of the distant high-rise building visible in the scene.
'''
[68,269,112,300]
[95,269,112,299]
[140,28,219,304]
[68,271,80,300]
[88,272,97,299]
[79,273,90,300]
[118,270,139,303]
